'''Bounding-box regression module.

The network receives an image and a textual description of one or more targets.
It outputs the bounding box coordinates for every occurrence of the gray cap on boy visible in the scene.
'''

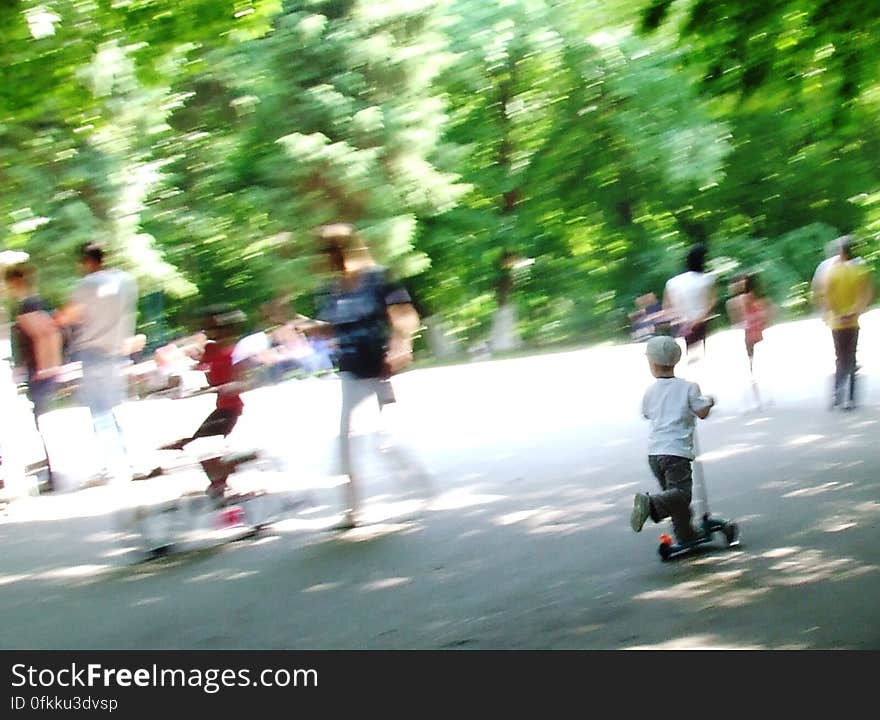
[646,335,682,367]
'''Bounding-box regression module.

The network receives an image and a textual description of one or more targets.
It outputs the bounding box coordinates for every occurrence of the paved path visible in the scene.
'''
[2,313,880,649]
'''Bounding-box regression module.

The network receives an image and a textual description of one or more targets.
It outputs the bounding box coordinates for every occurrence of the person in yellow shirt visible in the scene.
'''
[824,237,874,410]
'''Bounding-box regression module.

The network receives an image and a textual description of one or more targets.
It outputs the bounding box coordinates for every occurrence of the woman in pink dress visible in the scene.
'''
[727,273,773,408]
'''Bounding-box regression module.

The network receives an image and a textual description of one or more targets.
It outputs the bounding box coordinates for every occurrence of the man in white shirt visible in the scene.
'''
[663,244,716,362]
[55,243,138,485]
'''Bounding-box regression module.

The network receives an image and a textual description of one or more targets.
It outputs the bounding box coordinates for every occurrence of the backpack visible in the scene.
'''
[324,268,392,379]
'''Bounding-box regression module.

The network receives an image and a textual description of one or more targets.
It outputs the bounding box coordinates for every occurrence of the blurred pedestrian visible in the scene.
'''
[54,242,139,485]
[823,236,873,410]
[726,272,773,410]
[300,223,430,529]
[158,306,253,498]
[4,262,62,491]
[663,244,717,363]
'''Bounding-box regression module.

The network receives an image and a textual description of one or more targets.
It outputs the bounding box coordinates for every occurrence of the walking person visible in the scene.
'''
[158,306,254,499]
[54,242,140,485]
[4,263,62,491]
[823,237,873,410]
[726,272,773,410]
[663,244,717,364]
[300,223,430,529]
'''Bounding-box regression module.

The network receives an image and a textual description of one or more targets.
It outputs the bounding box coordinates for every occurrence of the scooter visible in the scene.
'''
[657,427,740,561]
[119,448,314,562]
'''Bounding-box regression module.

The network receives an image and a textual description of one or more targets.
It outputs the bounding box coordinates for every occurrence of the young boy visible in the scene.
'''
[159,306,254,498]
[630,335,715,542]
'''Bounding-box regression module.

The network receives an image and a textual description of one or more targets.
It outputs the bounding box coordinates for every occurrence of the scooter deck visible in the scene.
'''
[118,455,314,559]
[130,489,313,561]
[658,516,740,561]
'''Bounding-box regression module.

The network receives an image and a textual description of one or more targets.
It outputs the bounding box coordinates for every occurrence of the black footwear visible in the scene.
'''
[222,450,260,468]
[159,439,187,451]
[145,544,175,561]
[331,512,358,531]
[132,467,164,481]
[82,472,111,488]
[206,482,227,500]
[630,493,651,533]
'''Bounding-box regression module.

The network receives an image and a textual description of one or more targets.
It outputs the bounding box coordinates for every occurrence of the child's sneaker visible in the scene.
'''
[630,493,651,532]
[206,481,227,502]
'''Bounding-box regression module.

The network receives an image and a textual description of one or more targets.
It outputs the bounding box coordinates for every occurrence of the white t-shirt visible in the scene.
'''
[232,331,270,366]
[664,271,714,325]
[812,257,838,295]
[642,376,712,459]
[72,269,138,356]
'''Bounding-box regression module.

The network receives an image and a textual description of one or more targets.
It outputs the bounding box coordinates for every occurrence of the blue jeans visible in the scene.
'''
[831,327,858,404]
[27,376,55,419]
[78,349,130,481]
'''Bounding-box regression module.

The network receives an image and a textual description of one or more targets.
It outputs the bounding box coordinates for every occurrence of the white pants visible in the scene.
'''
[337,373,429,512]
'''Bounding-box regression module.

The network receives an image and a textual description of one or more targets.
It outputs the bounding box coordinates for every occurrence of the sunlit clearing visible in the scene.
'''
[568,625,602,637]
[362,499,426,523]
[226,571,259,580]
[819,521,857,533]
[627,635,764,650]
[768,548,878,586]
[39,564,111,580]
[699,444,756,462]
[431,487,506,511]
[185,571,226,584]
[788,434,824,446]
[761,547,802,558]
[131,597,164,607]
[783,482,844,498]
[26,8,60,39]
[528,523,581,535]
[570,516,615,531]
[707,588,773,608]
[361,577,412,591]
[101,546,141,558]
[303,582,342,593]
[494,509,543,526]
[635,570,746,603]
[854,501,880,514]
[0,573,33,587]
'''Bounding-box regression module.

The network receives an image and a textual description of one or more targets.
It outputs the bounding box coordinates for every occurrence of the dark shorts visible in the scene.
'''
[683,320,709,348]
[192,408,240,440]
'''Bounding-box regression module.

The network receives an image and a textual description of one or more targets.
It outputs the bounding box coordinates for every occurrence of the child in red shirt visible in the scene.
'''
[159,307,252,498]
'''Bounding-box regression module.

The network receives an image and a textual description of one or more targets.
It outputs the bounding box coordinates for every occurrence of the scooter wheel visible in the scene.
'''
[658,543,672,561]
[723,522,739,545]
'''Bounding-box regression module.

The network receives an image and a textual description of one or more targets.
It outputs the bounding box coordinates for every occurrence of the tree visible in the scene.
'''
[1,0,280,311]
[417,0,730,346]
[142,0,469,326]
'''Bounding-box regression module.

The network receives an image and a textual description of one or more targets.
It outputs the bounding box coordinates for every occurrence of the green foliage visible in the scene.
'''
[2,0,879,354]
